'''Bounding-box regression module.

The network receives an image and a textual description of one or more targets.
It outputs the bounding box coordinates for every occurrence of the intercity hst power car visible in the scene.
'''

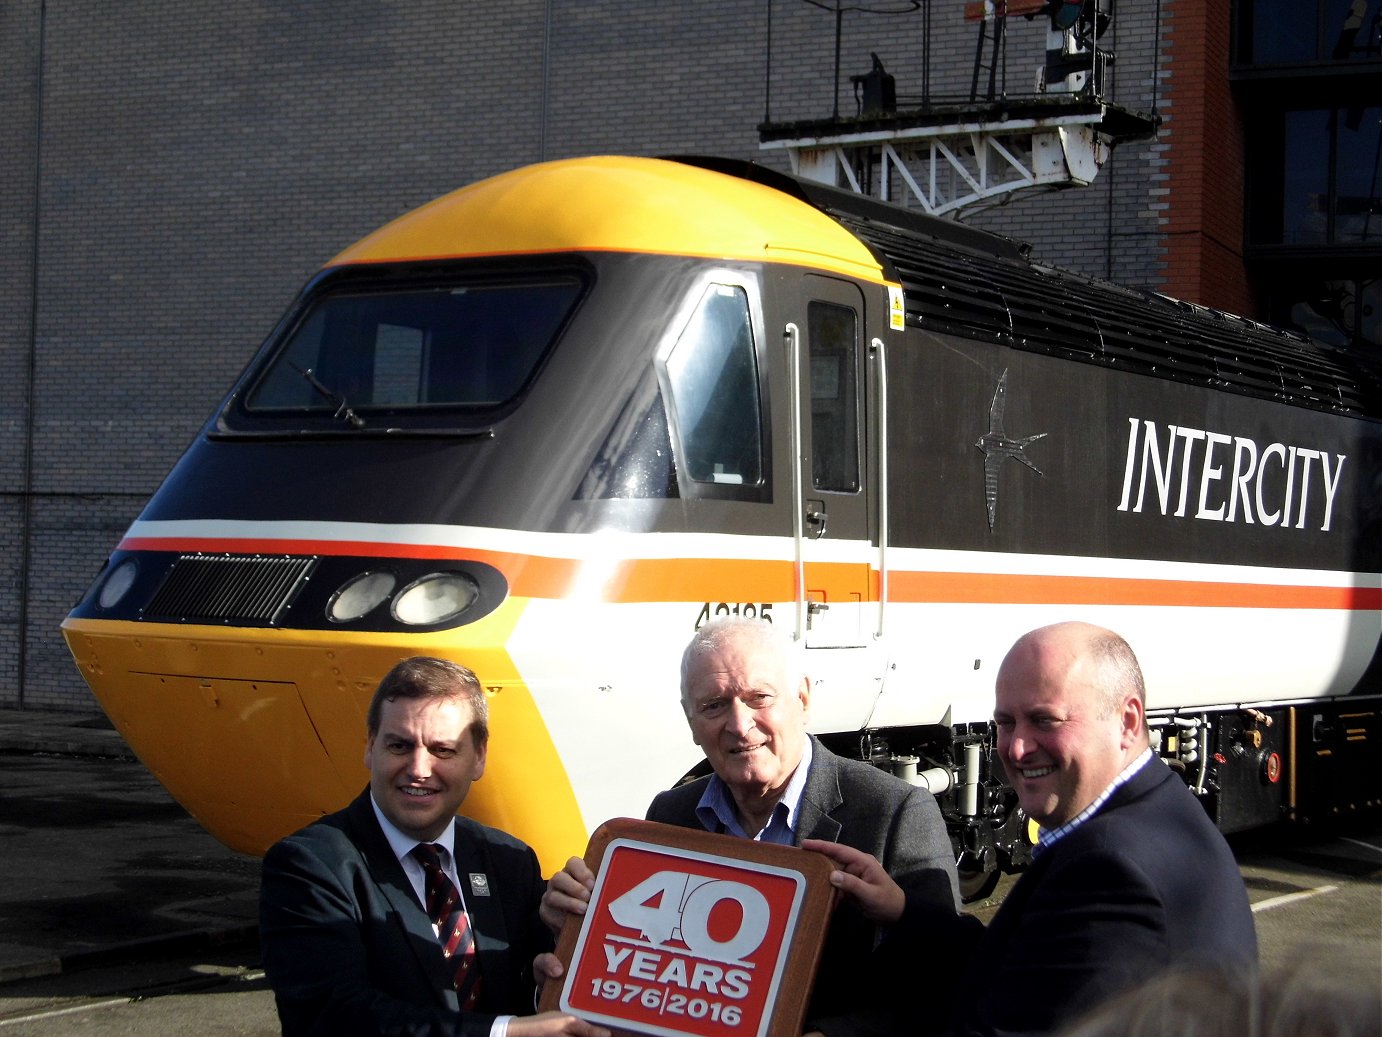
[63,155,1382,899]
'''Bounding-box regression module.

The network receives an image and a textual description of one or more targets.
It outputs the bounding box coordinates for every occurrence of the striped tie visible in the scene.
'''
[411,842,483,1009]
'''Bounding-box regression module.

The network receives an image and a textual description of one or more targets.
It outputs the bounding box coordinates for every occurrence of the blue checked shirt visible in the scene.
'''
[1034,747,1154,857]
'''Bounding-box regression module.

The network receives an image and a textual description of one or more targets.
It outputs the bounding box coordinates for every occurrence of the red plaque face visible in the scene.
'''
[558,838,807,1037]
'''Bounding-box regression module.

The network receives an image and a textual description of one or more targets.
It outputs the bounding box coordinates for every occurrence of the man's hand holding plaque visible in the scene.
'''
[537,819,838,1037]
[536,618,963,1037]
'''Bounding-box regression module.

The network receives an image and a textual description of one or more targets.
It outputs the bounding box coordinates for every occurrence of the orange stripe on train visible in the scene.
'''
[117,536,1381,611]
[888,571,1382,610]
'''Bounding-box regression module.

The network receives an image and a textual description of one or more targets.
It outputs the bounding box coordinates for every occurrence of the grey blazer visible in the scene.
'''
[647,735,962,1037]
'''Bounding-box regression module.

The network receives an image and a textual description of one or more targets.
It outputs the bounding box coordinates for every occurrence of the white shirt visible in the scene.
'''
[369,796,512,1036]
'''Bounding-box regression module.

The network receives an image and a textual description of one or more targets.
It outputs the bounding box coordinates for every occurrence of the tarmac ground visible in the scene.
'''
[0,708,262,984]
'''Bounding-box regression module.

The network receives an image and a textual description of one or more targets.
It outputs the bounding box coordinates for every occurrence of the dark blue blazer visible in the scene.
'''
[259,790,550,1037]
[940,757,1258,1037]
[647,735,962,1037]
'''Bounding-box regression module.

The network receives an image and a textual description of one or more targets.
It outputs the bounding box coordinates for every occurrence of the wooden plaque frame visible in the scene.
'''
[539,818,839,1037]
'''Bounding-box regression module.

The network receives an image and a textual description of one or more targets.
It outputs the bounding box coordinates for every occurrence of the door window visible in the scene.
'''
[808,301,860,493]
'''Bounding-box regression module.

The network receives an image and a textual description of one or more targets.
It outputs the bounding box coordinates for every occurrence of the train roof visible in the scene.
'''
[328,155,886,284]
[328,154,1381,421]
[682,156,1382,421]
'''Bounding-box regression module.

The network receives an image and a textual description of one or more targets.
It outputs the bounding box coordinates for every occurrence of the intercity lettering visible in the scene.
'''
[1115,418,1345,531]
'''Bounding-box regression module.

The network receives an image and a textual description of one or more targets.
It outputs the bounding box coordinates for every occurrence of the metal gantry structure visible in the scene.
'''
[760,0,1160,216]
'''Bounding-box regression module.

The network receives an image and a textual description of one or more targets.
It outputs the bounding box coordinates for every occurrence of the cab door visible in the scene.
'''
[788,275,881,730]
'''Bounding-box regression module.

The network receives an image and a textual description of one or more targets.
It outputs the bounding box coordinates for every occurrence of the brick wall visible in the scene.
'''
[1159,0,1252,313]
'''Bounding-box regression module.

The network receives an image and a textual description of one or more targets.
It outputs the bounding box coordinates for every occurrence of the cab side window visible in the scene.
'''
[665,284,765,489]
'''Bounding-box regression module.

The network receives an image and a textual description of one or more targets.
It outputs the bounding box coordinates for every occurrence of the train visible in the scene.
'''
[62,155,1382,899]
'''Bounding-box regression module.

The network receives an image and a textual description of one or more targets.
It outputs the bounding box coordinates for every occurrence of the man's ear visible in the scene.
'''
[1119,694,1146,749]
[798,675,812,716]
[471,738,487,781]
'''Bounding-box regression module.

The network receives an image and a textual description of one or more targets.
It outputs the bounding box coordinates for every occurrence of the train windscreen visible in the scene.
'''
[238,275,584,428]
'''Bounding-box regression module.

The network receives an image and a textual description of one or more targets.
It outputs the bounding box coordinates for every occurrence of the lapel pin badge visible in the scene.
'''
[469,873,491,897]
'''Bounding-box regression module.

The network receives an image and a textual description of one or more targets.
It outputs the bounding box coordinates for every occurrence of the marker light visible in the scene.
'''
[392,573,479,626]
[327,572,397,623]
[97,559,139,610]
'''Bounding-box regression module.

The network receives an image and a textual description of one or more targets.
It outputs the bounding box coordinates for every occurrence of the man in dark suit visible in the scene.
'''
[539,617,961,1037]
[259,657,610,1037]
[814,621,1258,1037]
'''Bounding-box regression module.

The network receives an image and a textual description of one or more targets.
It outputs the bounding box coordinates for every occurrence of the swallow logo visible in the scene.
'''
[975,369,1048,530]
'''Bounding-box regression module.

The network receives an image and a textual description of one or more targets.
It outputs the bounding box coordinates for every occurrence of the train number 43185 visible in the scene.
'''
[695,602,773,627]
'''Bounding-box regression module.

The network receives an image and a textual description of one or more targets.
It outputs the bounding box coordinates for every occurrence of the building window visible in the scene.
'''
[1248,105,1382,247]
[1237,0,1381,65]
[1337,106,1382,243]
[1272,275,1379,348]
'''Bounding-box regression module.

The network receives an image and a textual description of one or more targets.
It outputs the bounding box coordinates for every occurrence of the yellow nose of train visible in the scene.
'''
[61,156,889,870]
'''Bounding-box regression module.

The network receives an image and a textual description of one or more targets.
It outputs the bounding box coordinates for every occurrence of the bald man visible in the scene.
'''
[812,622,1257,1037]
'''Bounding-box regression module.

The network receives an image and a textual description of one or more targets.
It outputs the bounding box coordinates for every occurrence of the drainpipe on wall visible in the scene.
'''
[17,0,47,710]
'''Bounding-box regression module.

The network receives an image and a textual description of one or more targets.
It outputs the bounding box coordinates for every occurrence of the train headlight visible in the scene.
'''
[97,559,139,610]
[327,572,397,623]
[392,573,479,626]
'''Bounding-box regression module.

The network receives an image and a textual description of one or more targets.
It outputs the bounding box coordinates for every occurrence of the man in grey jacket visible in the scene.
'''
[540,617,961,1037]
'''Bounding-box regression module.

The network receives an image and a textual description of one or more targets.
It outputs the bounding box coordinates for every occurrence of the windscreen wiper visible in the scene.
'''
[288,361,367,429]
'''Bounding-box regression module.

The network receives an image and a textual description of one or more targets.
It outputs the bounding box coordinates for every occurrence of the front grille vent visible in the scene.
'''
[145,554,317,625]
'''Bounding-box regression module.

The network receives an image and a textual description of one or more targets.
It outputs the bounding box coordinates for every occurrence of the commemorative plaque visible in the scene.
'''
[539,818,838,1037]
